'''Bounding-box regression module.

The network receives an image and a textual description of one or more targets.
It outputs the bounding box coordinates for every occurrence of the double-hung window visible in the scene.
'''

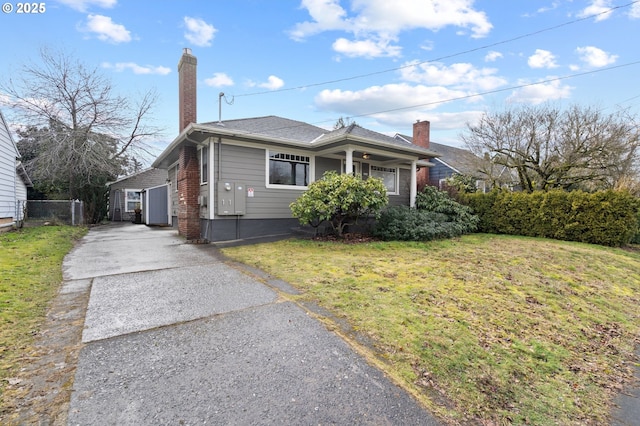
[370,166,398,194]
[268,151,310,187]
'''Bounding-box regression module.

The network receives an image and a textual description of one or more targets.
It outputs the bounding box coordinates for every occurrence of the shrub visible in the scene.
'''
[373,186,479,241]
[290,171,388,237]
[462,189,640,247]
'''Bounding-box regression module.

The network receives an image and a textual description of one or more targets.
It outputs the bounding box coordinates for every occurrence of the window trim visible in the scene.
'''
[265,150,313,190]
[174,163,179,192]
[124,188,142,212]
[200,146,208,184]
[370,165,399,195]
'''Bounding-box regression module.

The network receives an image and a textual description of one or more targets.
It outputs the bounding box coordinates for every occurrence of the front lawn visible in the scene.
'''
[222,234,640,425]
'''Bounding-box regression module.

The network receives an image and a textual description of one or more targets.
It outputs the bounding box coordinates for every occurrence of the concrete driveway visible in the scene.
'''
[64,223,440,425]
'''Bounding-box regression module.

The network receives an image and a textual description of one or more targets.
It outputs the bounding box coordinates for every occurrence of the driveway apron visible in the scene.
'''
[64,223,440,425]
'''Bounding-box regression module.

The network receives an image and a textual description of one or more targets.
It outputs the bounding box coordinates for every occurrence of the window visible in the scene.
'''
[125,189,142,212]
[174,164,179,191]
[268,152,310,187]
[200,146,208,184]
[370,166,397,193]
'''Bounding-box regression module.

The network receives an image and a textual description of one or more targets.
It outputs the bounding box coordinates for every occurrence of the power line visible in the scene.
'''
[344,60,640,120]
[218,60,640,135]
[232,0,639,98]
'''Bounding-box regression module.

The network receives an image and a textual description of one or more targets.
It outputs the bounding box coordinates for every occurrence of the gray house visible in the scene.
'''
[0,109,32,231]
[108,168,168,223]
[152,48,441,242]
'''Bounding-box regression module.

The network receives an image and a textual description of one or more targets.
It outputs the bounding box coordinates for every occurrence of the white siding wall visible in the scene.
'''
[0,111,18,222]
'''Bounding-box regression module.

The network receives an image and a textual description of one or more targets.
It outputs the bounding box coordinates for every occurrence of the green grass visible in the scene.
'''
[222,234,640,425]
[0,226,86,399]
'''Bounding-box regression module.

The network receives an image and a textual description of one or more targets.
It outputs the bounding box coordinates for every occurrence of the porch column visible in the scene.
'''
[410,160,417,208]
[345,148,354,175]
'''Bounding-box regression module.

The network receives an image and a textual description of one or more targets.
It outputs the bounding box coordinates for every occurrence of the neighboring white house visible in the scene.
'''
[0,109,32,230]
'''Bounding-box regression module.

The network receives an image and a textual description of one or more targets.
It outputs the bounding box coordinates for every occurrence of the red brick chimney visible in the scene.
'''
[413,120,431,190]
[177,48,201,241]
[178,47,197,132]
[177,145,201,240]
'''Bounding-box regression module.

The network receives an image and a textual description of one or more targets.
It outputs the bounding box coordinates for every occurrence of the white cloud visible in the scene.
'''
[290,0,492,58]
[82,14,131,43]
[484,51,503,62]
[332,37,401,58]
[631,1,640,18]
[528,49,558,69]
[507,79,573,104]
[204,72,234,87]
[102,62,171,75]
[56,0,116,12]
[315,83,469,116]
[183,17,216,47]
[575,46,617,67]
[247,75,285,90]
[260,76,284,90]
[400,61,507,92]
[577,0,614,22]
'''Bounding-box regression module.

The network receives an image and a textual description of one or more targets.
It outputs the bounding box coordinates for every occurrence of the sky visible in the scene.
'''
[1,0,639,163]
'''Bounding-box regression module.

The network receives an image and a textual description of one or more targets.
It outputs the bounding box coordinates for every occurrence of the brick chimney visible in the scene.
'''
[177,145,201,240]
[177,48,201,241]
[178,47,197,132]
[413,120,431,190]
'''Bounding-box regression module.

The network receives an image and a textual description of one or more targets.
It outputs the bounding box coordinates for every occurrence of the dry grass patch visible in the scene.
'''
[222,234,640,425]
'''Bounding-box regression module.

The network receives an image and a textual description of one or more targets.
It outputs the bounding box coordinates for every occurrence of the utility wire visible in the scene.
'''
[216,60,640,135]
[233,1,639,98]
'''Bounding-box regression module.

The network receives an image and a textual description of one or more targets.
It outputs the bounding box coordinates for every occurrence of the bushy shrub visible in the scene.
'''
[462,189,640,247]
[373,186,479,241]
[290,171,388,237]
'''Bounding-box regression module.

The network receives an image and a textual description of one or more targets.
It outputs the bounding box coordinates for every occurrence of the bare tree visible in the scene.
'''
[461,104,640,192]
[1,48,162,221]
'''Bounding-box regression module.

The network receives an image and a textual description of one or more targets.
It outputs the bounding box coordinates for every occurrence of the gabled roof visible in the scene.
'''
[395,134,482,177]
[154,115,440,169]
[107,167,165,186]
[201,116,326,143]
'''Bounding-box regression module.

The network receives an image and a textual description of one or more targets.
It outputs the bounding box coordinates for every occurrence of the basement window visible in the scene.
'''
[267,151,310,188]
[370,166,398,194]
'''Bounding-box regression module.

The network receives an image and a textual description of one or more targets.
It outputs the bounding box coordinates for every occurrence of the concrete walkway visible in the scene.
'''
[64,223,440,425]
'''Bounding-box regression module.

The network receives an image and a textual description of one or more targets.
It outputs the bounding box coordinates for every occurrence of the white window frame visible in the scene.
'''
[124,188,142,212]
[199,146,208,184]
[370,165,399,195]
[174,164,179,192]
[265,150,313,190]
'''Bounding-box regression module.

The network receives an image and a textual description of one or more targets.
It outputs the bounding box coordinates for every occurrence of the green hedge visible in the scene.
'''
[463,190,640,247]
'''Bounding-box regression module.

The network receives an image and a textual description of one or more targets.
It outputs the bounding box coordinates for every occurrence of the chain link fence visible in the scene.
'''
[26,200,84,225]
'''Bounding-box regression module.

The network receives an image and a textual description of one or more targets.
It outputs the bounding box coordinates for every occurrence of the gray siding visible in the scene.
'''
[315,156,341,179]
[0,112,18,222]
[214,143,303,219]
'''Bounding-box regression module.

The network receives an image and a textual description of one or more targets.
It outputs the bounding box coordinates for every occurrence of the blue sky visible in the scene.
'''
[1,0,639,161]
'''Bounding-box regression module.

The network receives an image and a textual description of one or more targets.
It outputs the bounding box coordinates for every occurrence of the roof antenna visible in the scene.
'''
[217,92,234,125]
